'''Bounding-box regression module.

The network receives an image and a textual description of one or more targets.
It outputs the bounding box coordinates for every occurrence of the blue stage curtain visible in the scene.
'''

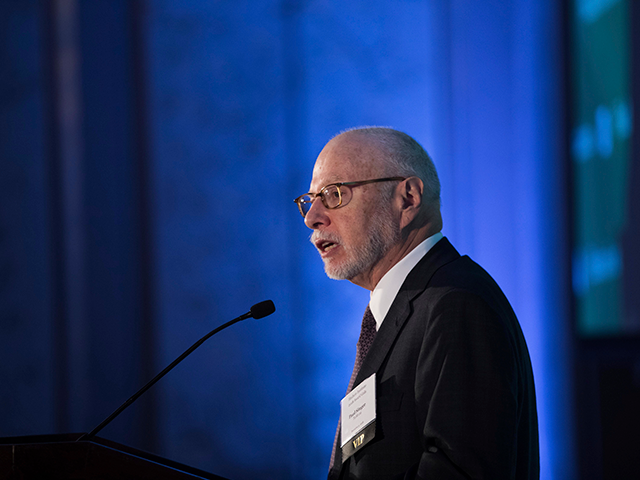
[0,1,575,478]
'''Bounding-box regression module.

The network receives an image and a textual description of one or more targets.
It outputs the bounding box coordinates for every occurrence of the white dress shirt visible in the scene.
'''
[369,232,443,330]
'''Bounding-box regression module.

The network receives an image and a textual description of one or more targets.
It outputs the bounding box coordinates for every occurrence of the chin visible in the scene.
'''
[323,259,362,281]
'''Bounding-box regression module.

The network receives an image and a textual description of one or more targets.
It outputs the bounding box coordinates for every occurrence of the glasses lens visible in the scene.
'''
[322,185,342,209]
[298,194,313,216]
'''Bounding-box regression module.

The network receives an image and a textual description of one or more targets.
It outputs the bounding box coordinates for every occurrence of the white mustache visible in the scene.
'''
[310,230,342,248]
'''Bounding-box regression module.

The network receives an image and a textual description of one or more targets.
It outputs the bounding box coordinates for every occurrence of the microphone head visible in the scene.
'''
[250,300,276,319]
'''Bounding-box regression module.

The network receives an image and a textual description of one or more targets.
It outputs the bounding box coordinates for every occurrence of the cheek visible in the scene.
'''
[340,218,372,247]
[332,195,379,243]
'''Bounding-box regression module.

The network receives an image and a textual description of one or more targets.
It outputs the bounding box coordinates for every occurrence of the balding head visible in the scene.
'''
[302,127,443,290]
[334,127,441,209]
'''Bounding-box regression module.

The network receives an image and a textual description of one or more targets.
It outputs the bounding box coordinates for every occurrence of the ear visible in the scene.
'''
[397,177,424,229]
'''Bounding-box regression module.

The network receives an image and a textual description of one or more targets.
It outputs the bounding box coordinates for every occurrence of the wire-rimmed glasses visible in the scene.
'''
[293,177,406,217]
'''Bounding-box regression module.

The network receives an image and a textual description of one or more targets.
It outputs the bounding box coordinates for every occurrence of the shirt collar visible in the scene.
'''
[369,232,443,330]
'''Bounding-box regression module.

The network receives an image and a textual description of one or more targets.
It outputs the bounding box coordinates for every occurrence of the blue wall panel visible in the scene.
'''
[0,1,54,435]
[146,1,296,477]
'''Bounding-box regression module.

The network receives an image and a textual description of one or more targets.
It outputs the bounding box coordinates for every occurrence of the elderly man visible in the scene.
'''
[294,127,539,479]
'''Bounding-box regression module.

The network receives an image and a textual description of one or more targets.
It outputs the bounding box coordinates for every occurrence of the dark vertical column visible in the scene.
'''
[130,0,157,452]
[45,0,86,435]
[0,0,55,435]
[281,0,309,475]
[43,0,156,445]
[74,0,155,449]
[45,0,70,434]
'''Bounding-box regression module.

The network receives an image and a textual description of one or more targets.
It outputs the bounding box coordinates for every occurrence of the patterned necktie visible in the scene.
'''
[328,306,377,478]
[346,306,377,393]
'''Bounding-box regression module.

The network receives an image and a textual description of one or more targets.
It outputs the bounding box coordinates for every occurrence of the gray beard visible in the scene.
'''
[324,205,400,281]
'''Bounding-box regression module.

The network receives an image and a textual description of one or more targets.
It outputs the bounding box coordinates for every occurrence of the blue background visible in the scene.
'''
[1,0,575,478]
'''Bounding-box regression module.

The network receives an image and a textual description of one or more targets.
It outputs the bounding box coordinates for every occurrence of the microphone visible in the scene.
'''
[77,300,276,442]
[250,300,276,319]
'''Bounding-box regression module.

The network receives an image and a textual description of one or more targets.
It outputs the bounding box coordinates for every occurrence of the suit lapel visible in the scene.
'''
[353,238,460,386]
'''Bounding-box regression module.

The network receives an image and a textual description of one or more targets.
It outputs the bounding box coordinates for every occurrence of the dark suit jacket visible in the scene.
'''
[329,238,539,480]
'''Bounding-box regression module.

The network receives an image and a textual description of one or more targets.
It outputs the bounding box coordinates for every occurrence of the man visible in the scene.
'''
[294,127,539,479]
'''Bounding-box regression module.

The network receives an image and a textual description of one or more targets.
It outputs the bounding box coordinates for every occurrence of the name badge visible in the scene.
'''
[340,373,376,462]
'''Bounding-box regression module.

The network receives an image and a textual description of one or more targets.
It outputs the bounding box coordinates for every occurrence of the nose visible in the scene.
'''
[304,197,330,229]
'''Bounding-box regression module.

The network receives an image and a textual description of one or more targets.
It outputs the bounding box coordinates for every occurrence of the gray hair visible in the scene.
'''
[339,126,441,207]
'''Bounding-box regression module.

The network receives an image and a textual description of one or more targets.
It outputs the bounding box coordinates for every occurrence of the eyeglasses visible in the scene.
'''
[293,177,406,217]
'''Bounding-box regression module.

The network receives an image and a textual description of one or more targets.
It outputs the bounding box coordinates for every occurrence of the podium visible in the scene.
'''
[0,434,228,480]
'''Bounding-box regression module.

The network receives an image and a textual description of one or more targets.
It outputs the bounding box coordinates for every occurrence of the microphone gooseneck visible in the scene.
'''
[77,300,276,442]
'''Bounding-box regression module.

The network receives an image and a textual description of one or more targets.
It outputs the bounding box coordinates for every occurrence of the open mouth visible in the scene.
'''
[312,233,341,255]
[317,240,338,253]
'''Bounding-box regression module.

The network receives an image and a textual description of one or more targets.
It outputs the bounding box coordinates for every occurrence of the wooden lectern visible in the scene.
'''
[0,434,228,480]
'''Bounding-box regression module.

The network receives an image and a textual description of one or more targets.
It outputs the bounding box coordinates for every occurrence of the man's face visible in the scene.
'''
[304,135,401,287]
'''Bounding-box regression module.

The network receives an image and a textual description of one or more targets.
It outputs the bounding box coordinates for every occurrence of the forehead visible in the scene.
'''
[310,134,386,189]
